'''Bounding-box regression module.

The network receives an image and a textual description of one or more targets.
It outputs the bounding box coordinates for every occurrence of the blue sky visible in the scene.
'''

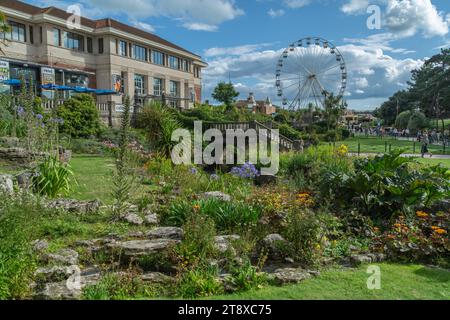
[29,0,450,110]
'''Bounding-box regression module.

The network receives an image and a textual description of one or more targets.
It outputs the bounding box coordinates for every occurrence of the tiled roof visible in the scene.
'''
[0,0,200,58]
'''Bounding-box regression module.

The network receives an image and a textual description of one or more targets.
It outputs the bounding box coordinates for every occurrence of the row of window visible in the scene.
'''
[133,75,179,98]
[1,20,201,78]
[117,39,191,72]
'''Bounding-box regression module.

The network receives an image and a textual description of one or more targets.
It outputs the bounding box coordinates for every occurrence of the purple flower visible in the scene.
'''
[17,106,24,115]
[36,114,43,120]
[230,162,259,179]
[210,174,219,181]
[190,167,198,175]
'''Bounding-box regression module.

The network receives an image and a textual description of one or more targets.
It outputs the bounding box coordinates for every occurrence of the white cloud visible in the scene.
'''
[341,0,370,15]
[203,41,424,110]
[341,0,449,38]
[204,43,275,57]
[33,0,243,31]
[132,21,155,33]
[268,9,285,18]
[385,0,449,37]
[182,22,218,32]
[283,0,311,9]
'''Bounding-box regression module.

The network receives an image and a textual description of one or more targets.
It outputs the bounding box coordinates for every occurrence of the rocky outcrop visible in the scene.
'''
[144,213,159,226]
[203,191,231,202]
[47,199,102,214]
[215,235,240,254]
[123,213,144,225]
[0,174,14,193]
[349,253,386,266]
[146,227,184,240]
[41,249,79,266]
[270,268,319,285]
[0,147,46,164]
[106,239,178,258]
[261,234,288,261]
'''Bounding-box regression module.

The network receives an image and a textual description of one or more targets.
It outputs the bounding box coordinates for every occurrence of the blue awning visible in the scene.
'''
[95,89,117,96]
[1,79,21,86]
[41,83,59,90]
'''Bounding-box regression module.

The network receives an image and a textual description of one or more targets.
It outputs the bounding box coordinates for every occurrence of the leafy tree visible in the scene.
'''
[407,110,429,135]
[56,94,101,138]
[0,12,10,55]
[375,90,415,125]
[323,93,346,131]
[395,110,412,129]
[212,82,239,111]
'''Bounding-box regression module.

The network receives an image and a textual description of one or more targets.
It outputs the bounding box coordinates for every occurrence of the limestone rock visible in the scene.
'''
[262,234,288,261]
[0,174,14,193]
[215,235,240,254]
[32,239,49,252]
[16,172,34,189]
[47,199,102,214]
[123,213,144,225]
[271,268,317,285]
[140,272,175,284]
[42,249,79,266]
[349,253,386,266]
[203,191,231,202]
[107,239,178,257]
[144,213,159,226]
[146,227,184,240]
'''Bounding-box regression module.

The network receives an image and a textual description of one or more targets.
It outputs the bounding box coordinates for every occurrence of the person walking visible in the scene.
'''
[421,132,432,158]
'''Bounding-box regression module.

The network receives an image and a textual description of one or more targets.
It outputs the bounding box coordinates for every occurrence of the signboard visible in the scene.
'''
[41,67,56,99]
[112,74,122,93]
[0,60,10,94]
[41,67,55,85]
[0,60,9,81]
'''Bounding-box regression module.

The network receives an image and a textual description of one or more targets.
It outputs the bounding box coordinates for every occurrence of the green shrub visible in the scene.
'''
[137,102,181,156]
[56,94,101,138]
[283,210,324,266]
[176,268,223,299]
[32,156,76,198]
[166,199,261,232]
[227,261,268,292]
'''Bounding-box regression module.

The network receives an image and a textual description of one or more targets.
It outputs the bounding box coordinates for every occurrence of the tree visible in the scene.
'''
[395,110,412,129]
[212,82,239,111]
[407,110,429,135]
[323,93,346,131]
[375,90,415,125]
[56,94,101,138]
[0,12,10,55]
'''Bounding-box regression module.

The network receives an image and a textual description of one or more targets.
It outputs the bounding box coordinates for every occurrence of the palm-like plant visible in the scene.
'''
[0,12,11,55]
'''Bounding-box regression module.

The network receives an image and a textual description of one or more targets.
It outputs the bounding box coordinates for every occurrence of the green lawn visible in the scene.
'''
[213,264,450,300]
[330,137,447,155]
[70,155,116,204]
[414,157,450,168]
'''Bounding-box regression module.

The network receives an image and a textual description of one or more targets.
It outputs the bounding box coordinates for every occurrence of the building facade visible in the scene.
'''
[0,0,207,124]
[236,92,277,115]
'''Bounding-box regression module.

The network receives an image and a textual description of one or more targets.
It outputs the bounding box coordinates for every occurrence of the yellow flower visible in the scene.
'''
[336,144,349,156]
[192,204,200,211]
[435,229,447,235]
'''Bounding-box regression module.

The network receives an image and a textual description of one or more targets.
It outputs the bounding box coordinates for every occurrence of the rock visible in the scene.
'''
[107,239,178,258]
[126,231,145,239]
[203,191,231,202]
[42,249,79,266]
[255,174,277,186]
[349,253,385,266]
[47,199,102,214]
[140,272,175,284]
[215,235,240,254]
[16,172,34,189]
[0,136,20,147]
[123,213,143,225]
[146,227,184,240]
[0,174,14,193]
[35,265,76,283]
[144,213,159,226]
[262,234,288,261]
[271,268,316,285]
[32,239,49,252]
[34,269,101,300]
[0,147,47,164]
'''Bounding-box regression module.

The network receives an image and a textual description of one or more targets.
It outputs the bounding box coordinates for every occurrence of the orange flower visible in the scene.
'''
[435,229,447,235]
[394,223,402,228]
[192,204,200,211]
[416,211,428,218]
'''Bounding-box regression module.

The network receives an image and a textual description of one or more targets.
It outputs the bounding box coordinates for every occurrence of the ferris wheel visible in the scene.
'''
[275,37,347,110]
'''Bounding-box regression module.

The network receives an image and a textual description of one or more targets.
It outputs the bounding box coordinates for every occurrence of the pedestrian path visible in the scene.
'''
[349,152,450,159]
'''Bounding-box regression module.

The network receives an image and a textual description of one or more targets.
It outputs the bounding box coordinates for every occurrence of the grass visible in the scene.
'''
[330,137,447,155]
[414,157,450,168]
[212,264,450,300]
[70,155,115,204]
